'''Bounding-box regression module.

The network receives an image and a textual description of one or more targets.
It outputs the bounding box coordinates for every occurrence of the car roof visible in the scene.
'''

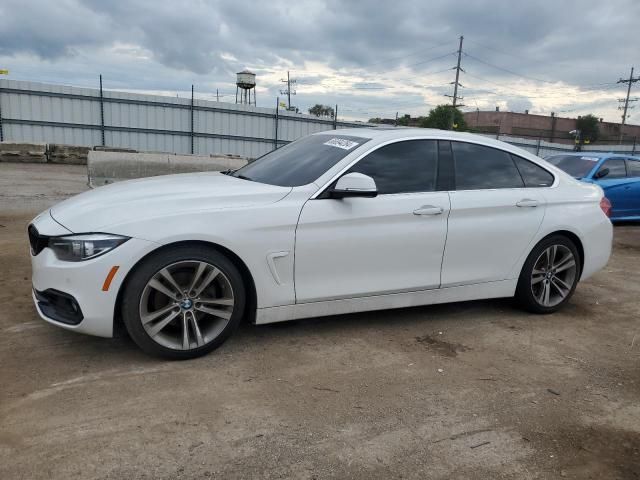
[546,152,640,160]
[315,128,640,161]
[313,127,515,148]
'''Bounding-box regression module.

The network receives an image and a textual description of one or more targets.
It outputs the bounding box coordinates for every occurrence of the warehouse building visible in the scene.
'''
[463,110,640,144]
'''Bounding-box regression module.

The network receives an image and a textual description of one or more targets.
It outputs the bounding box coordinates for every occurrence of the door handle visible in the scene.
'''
[516,199,539,208]
[413,205,444,216]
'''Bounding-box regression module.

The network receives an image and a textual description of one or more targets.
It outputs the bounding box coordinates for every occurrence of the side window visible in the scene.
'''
[598,159,627,179]
[451,142,524,190]
[347,140,437,194]
[626,159,640,177]
[512,155,554,187]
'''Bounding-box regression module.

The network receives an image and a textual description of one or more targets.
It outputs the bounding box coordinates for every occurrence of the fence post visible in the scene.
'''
[0,89,4,142]
[633,136,637,155]
[99,75,105,146]
[333,104,338,130]
[274,97,279,150]
[536,137,541,156]
[190,85,195,154]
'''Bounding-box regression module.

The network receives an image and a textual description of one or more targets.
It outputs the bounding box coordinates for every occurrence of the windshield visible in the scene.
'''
[545,155,600,178]
[231,134,370,187]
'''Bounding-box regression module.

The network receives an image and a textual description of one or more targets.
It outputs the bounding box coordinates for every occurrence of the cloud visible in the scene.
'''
[507,97,533,113]
[0,0,637,121]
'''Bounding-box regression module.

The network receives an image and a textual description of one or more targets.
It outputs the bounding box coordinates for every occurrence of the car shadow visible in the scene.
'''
[233,297,521,343]
[47,297,530,363]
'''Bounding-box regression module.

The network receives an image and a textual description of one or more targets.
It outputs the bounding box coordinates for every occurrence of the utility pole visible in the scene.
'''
[287,71,291,110]
[445,35,464,129]
[280,71,296,110]
[617,66,640,144]
[0,69,8,142]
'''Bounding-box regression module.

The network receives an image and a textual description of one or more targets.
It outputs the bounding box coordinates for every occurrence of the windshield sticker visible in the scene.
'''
[580,156,599,162]
[324,138,360,150]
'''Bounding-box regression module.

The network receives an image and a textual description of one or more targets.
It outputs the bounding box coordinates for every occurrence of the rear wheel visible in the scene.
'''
[122,245,246,359]
[515,235,581,314]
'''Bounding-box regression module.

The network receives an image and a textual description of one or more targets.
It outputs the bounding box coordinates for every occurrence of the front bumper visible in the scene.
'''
[31,236,159,337]
[33,288,84,325]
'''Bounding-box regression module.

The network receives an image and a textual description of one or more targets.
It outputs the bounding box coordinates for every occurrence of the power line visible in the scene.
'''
[371,51,457,76]
[303,66,454,93]
[463,38,524,61]
[459,39,620,91]
[292,50,456,85]
[463,51,558,85]
[464,71,618,96]
[361,40,458,68]
[464,72,619,100]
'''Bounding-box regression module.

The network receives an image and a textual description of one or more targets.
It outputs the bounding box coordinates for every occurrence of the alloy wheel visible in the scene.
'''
[530,245,577,308]
[139,260,235,350]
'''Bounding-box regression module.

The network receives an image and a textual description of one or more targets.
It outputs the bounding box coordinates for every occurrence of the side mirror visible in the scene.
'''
[595,168,610,179]
[330,172,378,199]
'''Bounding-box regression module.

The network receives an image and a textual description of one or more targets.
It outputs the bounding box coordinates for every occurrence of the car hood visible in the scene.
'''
[50,172,292,233]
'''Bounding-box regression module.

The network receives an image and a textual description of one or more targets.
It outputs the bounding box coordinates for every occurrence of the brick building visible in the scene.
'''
[463,110,640,145]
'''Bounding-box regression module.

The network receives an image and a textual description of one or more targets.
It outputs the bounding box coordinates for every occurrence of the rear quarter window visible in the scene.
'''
[512,155,554,187]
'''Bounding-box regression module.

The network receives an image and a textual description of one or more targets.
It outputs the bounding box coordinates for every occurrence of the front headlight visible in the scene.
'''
[48,234,130,262]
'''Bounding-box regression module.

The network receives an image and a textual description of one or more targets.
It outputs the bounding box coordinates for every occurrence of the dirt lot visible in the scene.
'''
[0,163,638,479]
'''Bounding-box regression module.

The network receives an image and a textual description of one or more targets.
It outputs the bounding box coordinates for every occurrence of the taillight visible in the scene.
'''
[600,197,612,217]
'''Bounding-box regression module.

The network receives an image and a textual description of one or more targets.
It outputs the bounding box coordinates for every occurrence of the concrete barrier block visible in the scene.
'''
[88,151,249,187]
[93,146,138,153]
[0,142,48,163]
[48,144,92,165]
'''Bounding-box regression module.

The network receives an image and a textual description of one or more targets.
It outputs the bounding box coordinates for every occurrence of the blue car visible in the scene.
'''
[546,152,640,222]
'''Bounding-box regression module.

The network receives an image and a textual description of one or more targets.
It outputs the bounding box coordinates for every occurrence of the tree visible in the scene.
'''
[397,114,411,127]
[419,105,467,131]
[576,114,600,144]
[309,104,335,118]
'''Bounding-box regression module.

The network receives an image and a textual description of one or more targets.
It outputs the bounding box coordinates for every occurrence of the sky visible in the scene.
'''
[0,0,638,122]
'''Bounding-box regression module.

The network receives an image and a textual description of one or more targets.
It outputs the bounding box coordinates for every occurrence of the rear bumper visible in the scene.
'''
[580,215,613,281]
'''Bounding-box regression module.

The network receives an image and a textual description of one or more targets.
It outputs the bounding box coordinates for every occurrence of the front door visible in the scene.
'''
[295,139,450,303]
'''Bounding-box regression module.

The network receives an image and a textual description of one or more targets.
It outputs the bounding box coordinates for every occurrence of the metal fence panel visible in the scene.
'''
[2,79,635,159]
[0,79,365,157]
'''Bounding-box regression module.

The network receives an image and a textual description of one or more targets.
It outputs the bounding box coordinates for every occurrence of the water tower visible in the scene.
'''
[236,70,256,106]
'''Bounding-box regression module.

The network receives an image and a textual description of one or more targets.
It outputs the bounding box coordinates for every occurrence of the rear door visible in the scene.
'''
[593,158,630,218]
[441,142,551,287]
[623,158,640,217]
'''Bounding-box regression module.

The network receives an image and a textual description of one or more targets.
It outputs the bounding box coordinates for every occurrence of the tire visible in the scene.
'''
[515,235,581,314]
[121,245,246,359]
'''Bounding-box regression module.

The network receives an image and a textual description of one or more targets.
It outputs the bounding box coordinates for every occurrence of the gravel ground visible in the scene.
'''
[0,162,638,479]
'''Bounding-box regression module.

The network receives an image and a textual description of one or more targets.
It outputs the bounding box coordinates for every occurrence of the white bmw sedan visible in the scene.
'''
[29,128,612,359]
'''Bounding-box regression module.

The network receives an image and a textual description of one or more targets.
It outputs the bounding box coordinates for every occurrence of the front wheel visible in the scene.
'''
[515,235,581,314]
[121,245,246,359]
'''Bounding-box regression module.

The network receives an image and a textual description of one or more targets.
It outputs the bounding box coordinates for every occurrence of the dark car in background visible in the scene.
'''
[546,153,640,222]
